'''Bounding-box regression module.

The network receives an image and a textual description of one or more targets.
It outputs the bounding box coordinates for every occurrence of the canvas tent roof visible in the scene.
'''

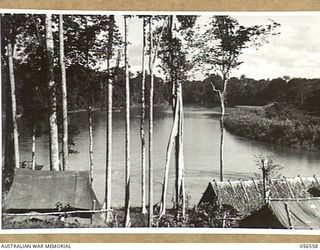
[239,199,320,229]
[198,176,320,216]
[4,169,100,213]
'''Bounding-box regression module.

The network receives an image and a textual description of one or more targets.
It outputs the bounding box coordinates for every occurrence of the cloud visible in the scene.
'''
[233,15,320,79]
[115,14,320,80]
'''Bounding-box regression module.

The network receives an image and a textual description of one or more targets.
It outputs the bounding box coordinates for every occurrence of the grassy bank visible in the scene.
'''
[224,105,320,151]
[2,205,238,229]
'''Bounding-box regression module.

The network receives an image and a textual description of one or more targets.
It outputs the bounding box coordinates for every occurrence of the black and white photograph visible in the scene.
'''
[1,10,320,230]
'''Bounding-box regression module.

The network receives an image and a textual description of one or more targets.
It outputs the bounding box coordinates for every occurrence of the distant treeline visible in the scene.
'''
[2,63,320,115]
[2,64,170,114]
[184,75,320,114]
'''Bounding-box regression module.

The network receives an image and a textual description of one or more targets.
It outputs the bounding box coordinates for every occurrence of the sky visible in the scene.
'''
[114,13,320,81]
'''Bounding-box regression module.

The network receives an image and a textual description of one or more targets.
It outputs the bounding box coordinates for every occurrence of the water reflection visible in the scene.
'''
[16,106,320,207]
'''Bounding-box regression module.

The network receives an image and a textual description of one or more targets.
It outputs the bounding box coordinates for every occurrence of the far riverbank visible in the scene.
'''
[224,104,320,152]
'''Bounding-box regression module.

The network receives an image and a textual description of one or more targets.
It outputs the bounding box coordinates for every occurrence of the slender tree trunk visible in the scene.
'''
[171,16,185,214]
[177,82,185,218]
[167,15,181,209]
[219,100,225,182]
[171,17,180,209]
[159,94,180,218]
[147,15,167,225]
[31,125,36,170]
[84,17,94,182]
[4,85,15,190]
[7,30,19,171]
[261,159,267,202]
[105,76,113,221]
[88,97,94,182]
[105,14,114,223]
[148,17,154,227]
[219,77,227,182]
[59,14,68,171]
[3,17,15,189]
[174,81,180,208]
[168,16,174,108]
[45,14,59,171]
[124,15,131,228]
[158,82,184,219]
[140,17,147,215]
[166,15,185,216]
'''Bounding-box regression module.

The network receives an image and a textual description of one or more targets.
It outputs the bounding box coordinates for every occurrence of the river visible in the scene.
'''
[17,106,320,207]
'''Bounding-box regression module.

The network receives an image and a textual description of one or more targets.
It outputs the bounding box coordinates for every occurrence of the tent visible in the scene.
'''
[4,169,101,214]
[198,176,320,216]
[239,199,320,229]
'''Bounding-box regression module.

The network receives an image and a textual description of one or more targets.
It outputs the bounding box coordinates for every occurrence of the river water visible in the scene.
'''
[17,106,320,207]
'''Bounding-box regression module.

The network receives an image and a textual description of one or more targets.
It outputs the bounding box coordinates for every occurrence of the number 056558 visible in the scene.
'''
[300,244,318,249]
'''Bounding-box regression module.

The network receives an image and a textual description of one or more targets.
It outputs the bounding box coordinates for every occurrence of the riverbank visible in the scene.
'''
[2,205,235,228]
[224,104,320,151]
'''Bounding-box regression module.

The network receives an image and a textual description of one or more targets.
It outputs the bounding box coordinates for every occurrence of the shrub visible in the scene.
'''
[224,107,320,151]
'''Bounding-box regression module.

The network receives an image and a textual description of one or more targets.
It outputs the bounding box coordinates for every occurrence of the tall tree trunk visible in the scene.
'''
[174,85,181,209]
[177,82,185,218]
[171,16,185,213]
[59,14,68,171]
[219,77,227,181]
[167,15,181,209]
[105,14,115,223]
[31,125,36,170]
[219,99,225,182]
[168,16,174,108]
[7,30,19,171]
[166,15,185,216]
[147,16,167,226]
[124,15,131,228]
[140,17,147,215]
[88,97,94,182]
[84,17,94,182]
[148,17,154,227]
[3,27,15,190]
[159,94,180,218]
[4,91,15,191]
[45,14,59,171]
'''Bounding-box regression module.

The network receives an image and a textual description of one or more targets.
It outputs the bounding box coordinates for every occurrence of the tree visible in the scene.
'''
[59,14,69,171]
[283,75,291,83]
[63,15,121,180]
[63,14,121,109]
[124,15,131,228]
[140,16,148,215]
[2,14,21,190]
[193,15,280,181]
[255,154,283,201]
[7,14,48,173]
[73,16,97,182]
[105,14,116,223]
[6,14,20,172]
[88,88,94,181]
[148,16,154,227]
[45,14,60,171]
[11,14,76,172]
[146,15,168,225]
[157,15,197,218]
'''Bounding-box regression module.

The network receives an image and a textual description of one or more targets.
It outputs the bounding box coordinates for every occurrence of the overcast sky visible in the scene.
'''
[114,13,320,81]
